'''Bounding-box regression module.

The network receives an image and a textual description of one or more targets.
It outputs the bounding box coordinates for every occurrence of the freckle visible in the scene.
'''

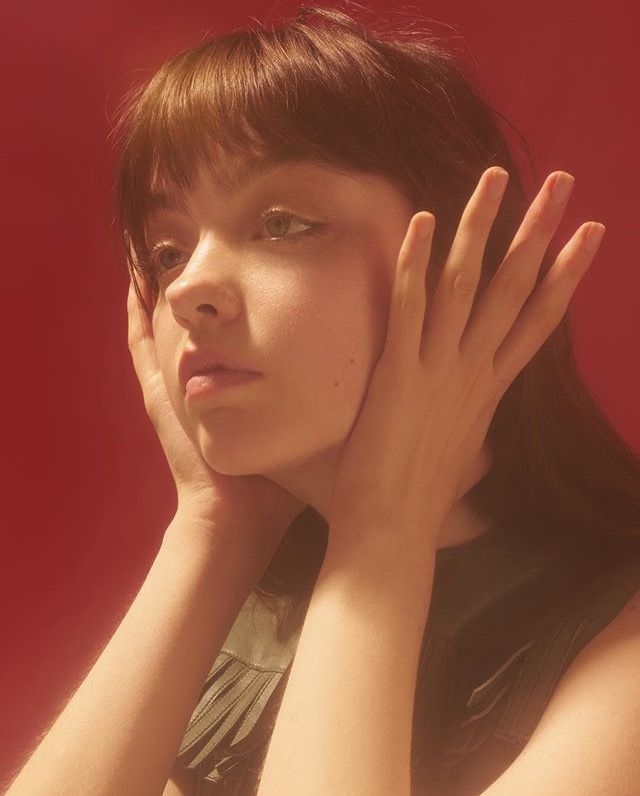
[348,357,355,364]
[333,381,340,387]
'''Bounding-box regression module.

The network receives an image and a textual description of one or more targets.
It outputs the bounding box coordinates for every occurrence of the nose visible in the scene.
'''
[165,238,244,329]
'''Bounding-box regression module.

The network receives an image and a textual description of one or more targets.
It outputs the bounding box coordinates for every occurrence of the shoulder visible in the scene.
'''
[427,532,640,795]
[477,585,640,795]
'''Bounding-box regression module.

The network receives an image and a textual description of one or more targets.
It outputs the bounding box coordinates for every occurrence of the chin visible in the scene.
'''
[193,424,291,477]
[197,437,262,476]
[192,409,343,479]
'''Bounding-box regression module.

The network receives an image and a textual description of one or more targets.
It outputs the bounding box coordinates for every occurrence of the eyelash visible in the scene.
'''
[145,209,324,274]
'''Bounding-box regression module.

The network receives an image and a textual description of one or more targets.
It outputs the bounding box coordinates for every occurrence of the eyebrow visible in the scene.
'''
[144,157,300,218]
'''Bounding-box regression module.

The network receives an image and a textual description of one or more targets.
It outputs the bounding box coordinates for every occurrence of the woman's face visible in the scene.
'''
[146,156,418,512]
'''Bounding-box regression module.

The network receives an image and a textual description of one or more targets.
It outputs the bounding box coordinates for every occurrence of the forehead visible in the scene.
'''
[145,150,371,218]
[146,151,270,213]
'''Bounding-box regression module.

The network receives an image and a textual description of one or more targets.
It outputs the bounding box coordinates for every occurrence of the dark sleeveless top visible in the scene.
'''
[175,519,640,795]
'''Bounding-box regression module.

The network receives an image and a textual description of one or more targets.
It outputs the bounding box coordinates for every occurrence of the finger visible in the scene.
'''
[493,221,605,394]
[421,167,509,369]
[127,276,147,348]
[127,279,142,350]
[127,273,160,391]
[128,270,152,332]
[130,268,148,312]
[383,211,435,372]
[460,171,575,365]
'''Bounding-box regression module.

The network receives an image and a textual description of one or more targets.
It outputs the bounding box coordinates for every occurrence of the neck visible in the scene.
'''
[265,442,495,551]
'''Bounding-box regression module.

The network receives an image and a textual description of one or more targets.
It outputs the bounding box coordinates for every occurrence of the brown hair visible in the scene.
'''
[108,2,640,631]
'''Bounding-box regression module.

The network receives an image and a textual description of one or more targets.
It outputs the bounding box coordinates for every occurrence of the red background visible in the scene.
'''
[1,0,638,784]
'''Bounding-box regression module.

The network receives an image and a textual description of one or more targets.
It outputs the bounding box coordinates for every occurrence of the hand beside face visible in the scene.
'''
[325,167,604,560]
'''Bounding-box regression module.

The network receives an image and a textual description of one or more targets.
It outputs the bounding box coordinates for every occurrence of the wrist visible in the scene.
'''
[326,506,440,561]
[175,490,220,523]
[322,521,437,590]
[162,508,271,590]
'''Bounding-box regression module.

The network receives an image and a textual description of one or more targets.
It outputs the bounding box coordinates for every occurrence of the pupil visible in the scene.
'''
[266,216,290,236]
[159,249,178,269]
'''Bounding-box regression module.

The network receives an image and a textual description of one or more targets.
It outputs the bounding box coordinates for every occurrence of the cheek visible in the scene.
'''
[148,312,196,430]
[275,267,389,445]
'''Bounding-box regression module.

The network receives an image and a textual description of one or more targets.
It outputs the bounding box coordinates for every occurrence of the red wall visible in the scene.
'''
[1,0,637,785]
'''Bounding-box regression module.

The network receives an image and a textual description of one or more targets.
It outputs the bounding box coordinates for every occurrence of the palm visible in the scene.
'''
[126,277,306,546]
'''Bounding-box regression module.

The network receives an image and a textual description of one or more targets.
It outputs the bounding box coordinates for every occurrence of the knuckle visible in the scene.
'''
[464,192,493,221]
[501,272,532,309]
[449,269,477,300]
[534,302,562,336]
[527,209,552,239]
[526,291,562,335]
[398,290,423,316]
[469,203,494,229]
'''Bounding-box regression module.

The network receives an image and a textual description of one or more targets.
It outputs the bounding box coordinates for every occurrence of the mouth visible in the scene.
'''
[184,368,263,400]
[178,348,263,394]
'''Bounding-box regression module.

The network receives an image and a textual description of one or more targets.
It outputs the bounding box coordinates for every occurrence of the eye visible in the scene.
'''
[146,211,324,274]
[148,241,185,273]
[258,209,320,242]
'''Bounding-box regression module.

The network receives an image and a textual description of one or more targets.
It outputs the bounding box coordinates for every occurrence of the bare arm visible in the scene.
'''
[6,508,264,796]
[257,532,437,796]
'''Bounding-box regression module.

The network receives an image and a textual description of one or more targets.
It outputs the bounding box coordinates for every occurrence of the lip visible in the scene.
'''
[185,369,262,399]
[178,348,263,393]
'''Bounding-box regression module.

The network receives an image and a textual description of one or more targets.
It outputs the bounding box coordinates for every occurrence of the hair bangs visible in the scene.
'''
[113,15,428,309]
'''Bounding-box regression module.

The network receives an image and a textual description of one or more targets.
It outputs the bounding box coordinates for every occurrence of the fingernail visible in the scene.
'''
[418,213,435,239]
[583,222,606,252]
[551,173,575,203]
[490,168,509,198]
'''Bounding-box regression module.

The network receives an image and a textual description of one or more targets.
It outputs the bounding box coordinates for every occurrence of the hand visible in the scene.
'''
[326,167,605,559]
[126,271,307,563]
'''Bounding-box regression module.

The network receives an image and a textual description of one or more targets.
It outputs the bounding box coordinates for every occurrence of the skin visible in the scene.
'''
[144,156,495,550]
[124,157,610,796]
[8,154,620,796]
[255,167,608,795]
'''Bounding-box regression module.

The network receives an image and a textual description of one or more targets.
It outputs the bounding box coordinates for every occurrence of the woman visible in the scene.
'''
[7,4,640,796]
